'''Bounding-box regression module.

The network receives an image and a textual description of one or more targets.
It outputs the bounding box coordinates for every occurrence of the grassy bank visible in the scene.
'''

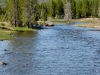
[49,18,100,28]
[48,18,69,24]
[0,18,100,40]
[0,30,12,40]
[0,22,33,40]
[74,18,100,28]
[39,18,100,28]
[14,27,33,32]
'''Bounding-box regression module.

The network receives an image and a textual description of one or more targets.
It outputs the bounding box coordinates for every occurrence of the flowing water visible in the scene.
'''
[0,22,100,75]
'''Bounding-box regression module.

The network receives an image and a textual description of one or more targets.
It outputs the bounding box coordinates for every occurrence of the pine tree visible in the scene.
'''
[0,6,2,15]
[98,0,100,18]
[6,0,39,28]
[71,0,76,19]
[0,6,2,20]
[42,8,47,21]
[50,0,56,18]
[0,7,6,21]
[76,0,82,18]
[56,0,64,18]
[6,0,22,27]
[87,0,92,17]
[81,0,88,18]
[41,3,47,21]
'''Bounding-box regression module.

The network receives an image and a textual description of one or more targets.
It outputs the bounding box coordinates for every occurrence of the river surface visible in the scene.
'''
[0,22,100,75]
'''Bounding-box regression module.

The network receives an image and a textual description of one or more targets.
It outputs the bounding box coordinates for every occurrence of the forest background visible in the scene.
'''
[0,0,100,27]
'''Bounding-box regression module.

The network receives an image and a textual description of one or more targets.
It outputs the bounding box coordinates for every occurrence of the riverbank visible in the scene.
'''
[0,18,100,40]
[0,22,33,40]
[74,18,100,28]
[49,18,100,28]
[48,18,100,28]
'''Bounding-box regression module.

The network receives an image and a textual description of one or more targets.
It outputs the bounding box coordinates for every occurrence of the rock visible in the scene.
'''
[0,62,3,65]
[46,21,54,26]
[4,49,8,51]
[32,24,43,29]
[42,22,54,27]
[0,62,7,66]
[42,23,48,26]
[0,40,3,41]
[47,22,54,26]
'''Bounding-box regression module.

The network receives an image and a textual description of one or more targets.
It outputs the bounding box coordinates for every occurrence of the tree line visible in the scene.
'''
[0,0,100,27]
[5,0,41,27]
[48,0,100,19]
[5,0,65,27]
[71,0,100,19]
[0,0,65,27]
[41,0,100,19]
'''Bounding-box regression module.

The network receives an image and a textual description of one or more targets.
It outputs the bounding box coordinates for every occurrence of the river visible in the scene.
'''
[0,22,100,75]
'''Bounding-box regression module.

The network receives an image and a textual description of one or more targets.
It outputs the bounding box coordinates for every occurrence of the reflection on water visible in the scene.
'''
[0,22,100,75]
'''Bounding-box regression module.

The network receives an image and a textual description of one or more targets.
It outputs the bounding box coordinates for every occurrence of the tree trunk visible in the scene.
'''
[64,0,72,23]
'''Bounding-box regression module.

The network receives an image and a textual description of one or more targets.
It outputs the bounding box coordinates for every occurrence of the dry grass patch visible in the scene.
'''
[76,23,100,28]
[72,18,99,23]
[74,18,100,28]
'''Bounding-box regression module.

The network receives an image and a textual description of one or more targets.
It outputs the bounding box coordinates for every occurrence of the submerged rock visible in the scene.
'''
[0,40,3,41]
[32,24,43,29]
[4,49,8,51]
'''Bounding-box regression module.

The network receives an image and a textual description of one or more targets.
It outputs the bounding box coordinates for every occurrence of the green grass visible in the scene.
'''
[0,22,34,40]
[14,27,34,32]
[0,23,12,40]
[0,30,12,40]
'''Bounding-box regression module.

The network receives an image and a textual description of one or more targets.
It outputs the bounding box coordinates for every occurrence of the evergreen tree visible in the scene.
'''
[6,0,39,28]
[41,3,47,21]
[81,0,88,18]
[0,6,2,20]
[56,0,64,18]
[19,0,26,25]
[0,7,6,21]
[6,0,22,27]
[88,0,92,17]
[42,8,47,21]
[50,0,56,18]
[98,0,100,18]
[71,0,76,19]
[91,0,99,17]
[72,0,100,18]
[76,0,81,18]
[0,6,2,15]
